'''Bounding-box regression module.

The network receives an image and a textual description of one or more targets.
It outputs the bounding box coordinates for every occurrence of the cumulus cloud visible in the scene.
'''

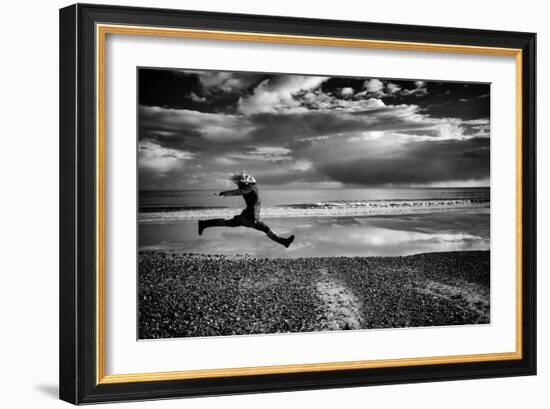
[363,79,385,94]
[355,79,418,99]
[386,82,402,94]
[197,71,260,94]
[402,81,429,96]
[298,91,386,112]
[238,75,328,115]
[340,87,354,97]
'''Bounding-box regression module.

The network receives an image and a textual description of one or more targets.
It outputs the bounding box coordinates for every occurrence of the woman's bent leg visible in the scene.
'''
[253,221,295,248]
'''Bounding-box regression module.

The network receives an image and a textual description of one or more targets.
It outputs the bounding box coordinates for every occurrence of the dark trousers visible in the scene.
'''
[200,211,287,244]
[223,214,270,233]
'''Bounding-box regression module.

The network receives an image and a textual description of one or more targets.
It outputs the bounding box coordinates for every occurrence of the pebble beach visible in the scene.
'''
[138,250,490,339]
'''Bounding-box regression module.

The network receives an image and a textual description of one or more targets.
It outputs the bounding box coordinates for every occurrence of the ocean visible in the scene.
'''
[138,187,490,258]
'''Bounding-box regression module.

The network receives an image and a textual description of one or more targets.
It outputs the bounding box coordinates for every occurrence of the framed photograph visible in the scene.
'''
[59,3,536,404]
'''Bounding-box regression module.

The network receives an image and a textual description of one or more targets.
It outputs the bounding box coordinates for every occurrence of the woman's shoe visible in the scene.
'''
[283,235,295,248]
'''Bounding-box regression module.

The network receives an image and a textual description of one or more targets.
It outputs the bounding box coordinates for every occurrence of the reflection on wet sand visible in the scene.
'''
[139,209,489,258]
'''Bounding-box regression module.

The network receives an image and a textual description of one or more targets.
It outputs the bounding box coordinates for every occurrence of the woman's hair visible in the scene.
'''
[230,171,256,186]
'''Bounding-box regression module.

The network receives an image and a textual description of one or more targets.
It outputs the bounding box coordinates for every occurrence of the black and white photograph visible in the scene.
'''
[138,68,491,339]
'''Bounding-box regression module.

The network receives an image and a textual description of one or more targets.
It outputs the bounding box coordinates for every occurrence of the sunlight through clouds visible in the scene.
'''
[138,69,490,189]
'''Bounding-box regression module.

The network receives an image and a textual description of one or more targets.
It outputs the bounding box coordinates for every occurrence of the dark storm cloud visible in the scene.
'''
[318,138,489,185]
[138,69,266,113]
[138,68,490,189]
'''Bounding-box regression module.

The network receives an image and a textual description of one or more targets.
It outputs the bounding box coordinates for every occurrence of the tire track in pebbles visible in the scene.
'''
[315,268,363,331]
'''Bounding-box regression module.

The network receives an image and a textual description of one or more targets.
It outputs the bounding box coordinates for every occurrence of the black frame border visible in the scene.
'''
[59,3,536,404]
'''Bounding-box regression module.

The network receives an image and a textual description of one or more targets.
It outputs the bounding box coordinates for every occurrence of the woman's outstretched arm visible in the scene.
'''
[219,186,252,197]
[219,189,240,196]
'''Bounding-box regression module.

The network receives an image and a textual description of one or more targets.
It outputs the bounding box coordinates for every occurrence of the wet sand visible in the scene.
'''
[139,250,490,339]
[139,211,489,258]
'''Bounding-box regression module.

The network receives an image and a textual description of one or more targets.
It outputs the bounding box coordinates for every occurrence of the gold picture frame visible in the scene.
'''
[60,4,536,404]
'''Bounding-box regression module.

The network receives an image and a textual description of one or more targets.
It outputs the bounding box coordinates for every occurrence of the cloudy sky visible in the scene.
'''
[138,68,490,190]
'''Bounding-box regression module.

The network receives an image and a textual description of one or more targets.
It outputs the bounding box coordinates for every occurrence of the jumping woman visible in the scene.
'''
[198,172,295,248]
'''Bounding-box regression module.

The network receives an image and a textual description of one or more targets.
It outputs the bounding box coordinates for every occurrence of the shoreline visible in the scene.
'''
[139,250,490,339]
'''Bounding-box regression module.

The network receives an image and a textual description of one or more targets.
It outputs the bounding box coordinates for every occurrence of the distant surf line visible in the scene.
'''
[139,198,490,223]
